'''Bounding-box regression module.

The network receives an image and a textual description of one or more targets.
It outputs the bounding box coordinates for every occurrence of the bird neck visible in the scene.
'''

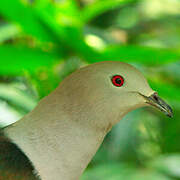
[4,93,110,180]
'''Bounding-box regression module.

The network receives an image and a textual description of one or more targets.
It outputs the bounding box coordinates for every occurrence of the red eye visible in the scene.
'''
[112,75,124,87]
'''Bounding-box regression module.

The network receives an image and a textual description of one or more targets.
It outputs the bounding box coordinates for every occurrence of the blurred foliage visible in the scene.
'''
[0,0,180,179]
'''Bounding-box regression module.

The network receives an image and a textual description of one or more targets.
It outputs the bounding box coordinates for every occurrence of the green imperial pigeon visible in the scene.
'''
[0,61,172,180]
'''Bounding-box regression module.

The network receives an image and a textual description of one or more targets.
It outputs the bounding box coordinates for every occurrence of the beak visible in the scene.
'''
[142,92,173,118]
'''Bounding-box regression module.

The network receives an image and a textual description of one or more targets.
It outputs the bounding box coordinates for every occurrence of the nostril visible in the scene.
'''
[152,93,159,102]
[154,95,158,101]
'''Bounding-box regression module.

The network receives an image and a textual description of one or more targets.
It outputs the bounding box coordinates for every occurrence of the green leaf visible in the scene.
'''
[81,163,171,180]
[87,45,180,65]
[82,0,135,23]
[35,1,109,61]
[0,0,57,42]
[81,163,135,180]
[0,45,60,75]
[148,154,180,178]
[34,1,101,60]
[149,79,180,102]
[0,83,37,113]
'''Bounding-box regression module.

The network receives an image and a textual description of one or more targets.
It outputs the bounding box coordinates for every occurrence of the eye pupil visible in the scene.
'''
[112,75,124,87]
[115,78,121,84]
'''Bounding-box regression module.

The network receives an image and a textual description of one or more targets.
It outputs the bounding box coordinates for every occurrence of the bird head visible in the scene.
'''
[58,61,172,130]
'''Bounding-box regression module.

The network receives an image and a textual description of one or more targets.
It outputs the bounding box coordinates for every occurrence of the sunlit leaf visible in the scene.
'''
[0,24,20,43]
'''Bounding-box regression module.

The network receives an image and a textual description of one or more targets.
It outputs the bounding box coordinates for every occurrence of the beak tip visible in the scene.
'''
[166,107,173,118]
[166,112,173,118]
[144,92,173,118]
